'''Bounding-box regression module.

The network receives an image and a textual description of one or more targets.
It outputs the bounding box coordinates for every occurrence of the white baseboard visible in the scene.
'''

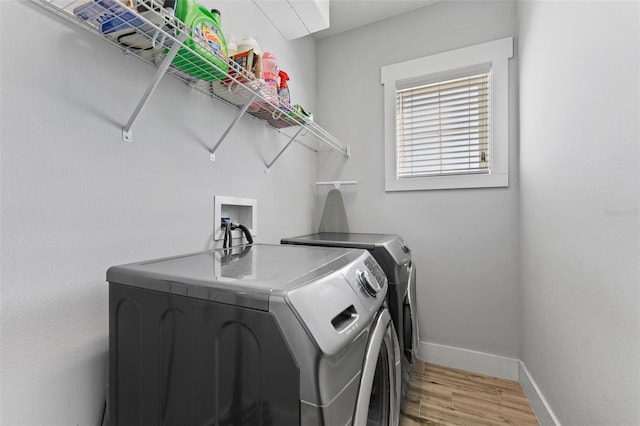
[519,362,561,426]
[417,341,560,425]
[418,341,520,381]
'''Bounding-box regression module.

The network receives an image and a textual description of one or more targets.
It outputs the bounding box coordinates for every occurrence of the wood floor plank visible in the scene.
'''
[401,361,539,426]
[419,400,497,426]
[451,393,538,425]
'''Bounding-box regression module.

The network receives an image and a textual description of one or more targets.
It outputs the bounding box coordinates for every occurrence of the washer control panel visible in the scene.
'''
[285,250,387,356]
[364,256,386,286]
[357,269,380,296]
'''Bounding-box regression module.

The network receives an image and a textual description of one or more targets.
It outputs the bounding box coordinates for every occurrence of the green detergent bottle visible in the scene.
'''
[169,0,228,81]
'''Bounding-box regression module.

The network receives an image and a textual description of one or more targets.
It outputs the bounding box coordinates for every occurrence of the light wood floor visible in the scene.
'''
[400,361,539,426]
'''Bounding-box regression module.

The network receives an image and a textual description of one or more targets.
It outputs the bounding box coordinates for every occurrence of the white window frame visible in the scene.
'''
[381,37,513,191]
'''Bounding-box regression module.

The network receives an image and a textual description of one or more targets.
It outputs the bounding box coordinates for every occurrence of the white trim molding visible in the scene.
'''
[417,341,561,425]
[418,341,520,381]
[519,362,562,426]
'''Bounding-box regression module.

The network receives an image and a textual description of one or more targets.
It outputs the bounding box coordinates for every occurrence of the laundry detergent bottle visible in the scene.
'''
[170,0,228,81]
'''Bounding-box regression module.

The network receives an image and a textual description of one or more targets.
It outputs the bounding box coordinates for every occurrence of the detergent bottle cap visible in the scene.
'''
[278,70,289,89]
[210,9,221,22]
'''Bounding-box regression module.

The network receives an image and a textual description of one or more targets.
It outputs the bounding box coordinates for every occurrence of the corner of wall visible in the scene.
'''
[519,361,561,426]
[417,340,562,426]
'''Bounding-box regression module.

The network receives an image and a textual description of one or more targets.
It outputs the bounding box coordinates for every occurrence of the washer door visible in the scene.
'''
[353,309,401,426]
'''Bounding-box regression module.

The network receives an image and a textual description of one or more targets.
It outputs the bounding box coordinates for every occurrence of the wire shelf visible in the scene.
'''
[31,0,350,160]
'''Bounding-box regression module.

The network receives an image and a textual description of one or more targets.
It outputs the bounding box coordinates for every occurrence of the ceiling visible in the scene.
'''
[313,0,440,39]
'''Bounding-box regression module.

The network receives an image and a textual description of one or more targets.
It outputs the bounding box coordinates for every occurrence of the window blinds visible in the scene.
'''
[396,72,490,178]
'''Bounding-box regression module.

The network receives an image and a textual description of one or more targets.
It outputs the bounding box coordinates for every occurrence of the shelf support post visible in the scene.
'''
[122,32,186,142]
[264,126,305,173]
[209,93,258,161]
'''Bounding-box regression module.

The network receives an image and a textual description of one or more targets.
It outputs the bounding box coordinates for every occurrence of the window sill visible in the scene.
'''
[385,172,508,192]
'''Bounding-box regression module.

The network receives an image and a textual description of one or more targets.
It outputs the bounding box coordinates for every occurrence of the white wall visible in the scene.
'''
[518,1,640,424]
[4,1,639,425]
[316,1,521,365]
[0,1,318,424]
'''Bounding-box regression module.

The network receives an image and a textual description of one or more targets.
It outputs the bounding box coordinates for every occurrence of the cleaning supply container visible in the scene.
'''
[237,37,261,56]
[278,69,290,106]
[170,0,228,81]
[73,0,144,34]
[261,52,278,98]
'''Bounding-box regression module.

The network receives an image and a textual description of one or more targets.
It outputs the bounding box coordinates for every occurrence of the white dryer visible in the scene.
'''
[107,244,400,425]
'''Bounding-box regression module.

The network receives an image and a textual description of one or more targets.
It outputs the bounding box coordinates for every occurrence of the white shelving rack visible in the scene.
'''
[30,0,351,170]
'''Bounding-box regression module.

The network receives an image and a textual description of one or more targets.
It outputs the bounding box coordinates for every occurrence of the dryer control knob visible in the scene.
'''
[357,269,381,296]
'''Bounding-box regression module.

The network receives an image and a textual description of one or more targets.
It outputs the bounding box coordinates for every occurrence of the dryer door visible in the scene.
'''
[353,309,401,426]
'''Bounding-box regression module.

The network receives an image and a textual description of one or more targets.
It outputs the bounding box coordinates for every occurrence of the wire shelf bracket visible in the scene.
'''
[264,127,305,174]
[209,93,258,161]
[122,32,186,143]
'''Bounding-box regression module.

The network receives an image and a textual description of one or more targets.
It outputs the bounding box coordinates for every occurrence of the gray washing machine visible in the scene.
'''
[281,233,417,402]
[107,243,400,425]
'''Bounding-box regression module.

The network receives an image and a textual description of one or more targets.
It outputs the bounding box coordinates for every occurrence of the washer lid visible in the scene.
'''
[282,232,396,248]
[107,244,356,310]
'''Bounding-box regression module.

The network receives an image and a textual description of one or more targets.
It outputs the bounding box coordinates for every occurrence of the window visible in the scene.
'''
[396,69,490,178]
[382,37,513,191]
